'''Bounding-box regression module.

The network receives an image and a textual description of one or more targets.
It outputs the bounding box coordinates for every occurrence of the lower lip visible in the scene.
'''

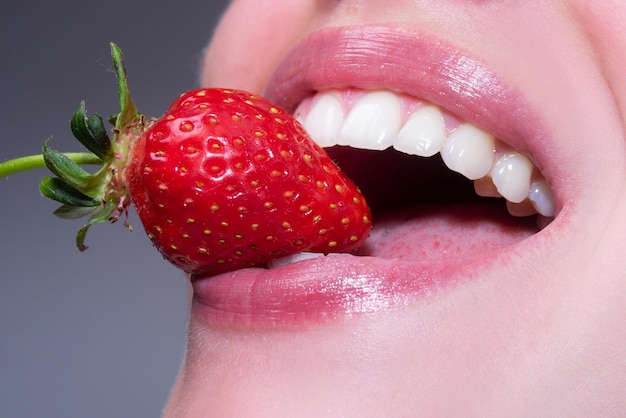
[192,254,478,326]
[191,203,538,326]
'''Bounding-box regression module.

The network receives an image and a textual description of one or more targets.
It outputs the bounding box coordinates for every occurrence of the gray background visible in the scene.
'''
[1,1,230,416]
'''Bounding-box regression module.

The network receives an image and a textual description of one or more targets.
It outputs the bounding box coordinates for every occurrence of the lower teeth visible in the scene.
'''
[267,252,327,269]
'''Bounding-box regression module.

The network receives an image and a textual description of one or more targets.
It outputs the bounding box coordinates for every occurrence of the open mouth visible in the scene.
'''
[267,88,554,268]
[192,25,564,325]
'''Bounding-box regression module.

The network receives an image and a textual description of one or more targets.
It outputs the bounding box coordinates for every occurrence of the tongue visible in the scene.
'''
[354,201,537,260]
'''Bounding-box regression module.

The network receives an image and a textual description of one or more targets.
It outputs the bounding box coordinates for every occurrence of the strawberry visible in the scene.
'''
[38,43,371,276]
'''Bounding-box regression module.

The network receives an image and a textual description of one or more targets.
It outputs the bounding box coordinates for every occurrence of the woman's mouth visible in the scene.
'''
[191,25,566,326]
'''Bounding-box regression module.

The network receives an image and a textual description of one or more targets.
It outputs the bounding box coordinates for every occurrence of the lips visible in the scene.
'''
[191,25,567,326]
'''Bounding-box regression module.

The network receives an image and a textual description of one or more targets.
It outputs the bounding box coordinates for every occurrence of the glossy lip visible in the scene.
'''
[192,25,569,327]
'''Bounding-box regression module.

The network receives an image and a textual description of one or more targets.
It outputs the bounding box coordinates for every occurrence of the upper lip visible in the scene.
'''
[264,24,567,212]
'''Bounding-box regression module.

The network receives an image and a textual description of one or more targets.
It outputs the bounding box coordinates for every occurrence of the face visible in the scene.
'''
[164,1,626,416]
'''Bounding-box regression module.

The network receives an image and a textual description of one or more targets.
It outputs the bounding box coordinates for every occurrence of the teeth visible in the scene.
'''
[528,179,555,217]
[394,105,446,157]
[295,90,556,221]
[337,91,402,150]
[267,252,327,269]
[300,92,345,147]
[440,124,495,180]
[490,153,533,203]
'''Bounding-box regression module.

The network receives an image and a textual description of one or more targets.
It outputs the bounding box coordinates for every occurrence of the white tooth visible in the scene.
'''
[301,92,345,147]
[393,105,446,157]
[267,252,325,269]
[337,91,402,150]
[490,153,533,203]
[441,124,495,180]
[528,179,555,217]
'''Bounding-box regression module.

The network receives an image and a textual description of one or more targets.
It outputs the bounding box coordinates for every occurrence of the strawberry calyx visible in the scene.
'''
[41,43,145,250]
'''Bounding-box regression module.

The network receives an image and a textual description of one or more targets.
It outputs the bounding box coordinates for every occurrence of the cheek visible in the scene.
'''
[571,0,626,128]
[201,0,319,92]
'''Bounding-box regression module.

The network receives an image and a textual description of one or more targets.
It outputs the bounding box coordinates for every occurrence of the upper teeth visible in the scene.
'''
[295,90,555,219]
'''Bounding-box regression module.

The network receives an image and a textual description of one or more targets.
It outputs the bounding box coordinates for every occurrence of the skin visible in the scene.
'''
[164,1,626,416]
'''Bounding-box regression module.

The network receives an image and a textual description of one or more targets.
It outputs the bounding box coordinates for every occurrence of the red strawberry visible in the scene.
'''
[126,88,371,275]
[39,43,371,276]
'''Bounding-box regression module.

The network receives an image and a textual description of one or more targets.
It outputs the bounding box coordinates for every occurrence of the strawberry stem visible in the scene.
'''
[0,152,102,179]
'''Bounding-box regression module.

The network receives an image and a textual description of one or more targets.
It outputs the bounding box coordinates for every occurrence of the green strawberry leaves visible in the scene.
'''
[70,101,112,160]
[39,176,99,207]
[42,140,98,191]
[40,139,105,251]
[110,43,138,132]
[53,204,101,220]
[38,43,142,251]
